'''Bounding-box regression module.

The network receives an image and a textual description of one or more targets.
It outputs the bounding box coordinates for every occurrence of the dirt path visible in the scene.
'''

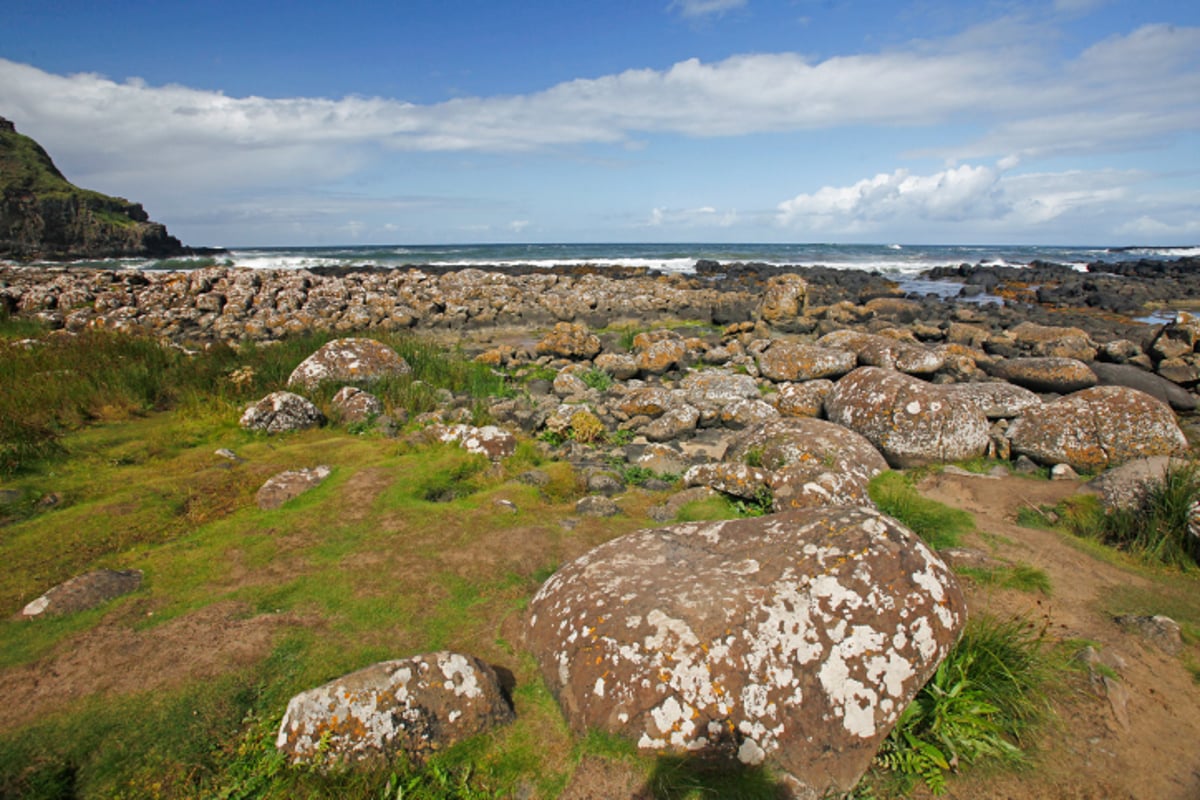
[917,472,1200,800]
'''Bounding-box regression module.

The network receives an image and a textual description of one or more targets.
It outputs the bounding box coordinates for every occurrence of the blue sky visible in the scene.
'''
[2,0,1198,247]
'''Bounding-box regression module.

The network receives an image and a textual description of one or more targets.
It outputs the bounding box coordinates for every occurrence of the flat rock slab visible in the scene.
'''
[256,465,332,510]
[276,651,514,765]
[21,569,143,618]
[526,507,965,795]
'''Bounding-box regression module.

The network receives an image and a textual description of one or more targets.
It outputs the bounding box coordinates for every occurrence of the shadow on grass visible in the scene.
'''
[641,752,793,800]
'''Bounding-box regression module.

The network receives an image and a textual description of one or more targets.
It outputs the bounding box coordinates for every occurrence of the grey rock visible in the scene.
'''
[256,465,333,510]
[240,391,326,434]
[20,569,142,618]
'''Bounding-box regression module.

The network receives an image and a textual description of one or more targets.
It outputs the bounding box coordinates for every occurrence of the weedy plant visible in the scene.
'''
[873,614,1055,796]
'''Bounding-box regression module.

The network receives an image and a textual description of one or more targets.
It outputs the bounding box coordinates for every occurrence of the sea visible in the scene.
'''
[9,242,1199,278]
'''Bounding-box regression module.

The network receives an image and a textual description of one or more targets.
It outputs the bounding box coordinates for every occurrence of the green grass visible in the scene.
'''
[873,614,1056,796]
[955,563,1053,596]
[868,471,976,550]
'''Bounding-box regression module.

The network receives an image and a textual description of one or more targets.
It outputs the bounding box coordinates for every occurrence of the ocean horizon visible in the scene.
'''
[7,242,1199,276]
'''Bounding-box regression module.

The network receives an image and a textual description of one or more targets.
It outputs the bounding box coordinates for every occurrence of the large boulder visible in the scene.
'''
[984,357,1097,394]
[724,418,888,511]
[756,273,809,329]
[276,652,514,765]
[770,380,834,418]
[1088,361,1197,412]
[525,508,965,795]
[288,338,412,390]
[240,391,326,433]
[1007,386,1189,472]
[825,367,990,468]
[948,381,1043,419]
[535,322,602,360]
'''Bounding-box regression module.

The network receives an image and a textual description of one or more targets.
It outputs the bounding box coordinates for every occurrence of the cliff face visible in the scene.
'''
[0,117,186,261]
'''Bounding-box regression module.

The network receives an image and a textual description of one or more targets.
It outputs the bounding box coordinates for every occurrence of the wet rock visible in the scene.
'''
[20,568,143,618]
[240,391,326,434]
[1008,386,1189,472]
[288,337,412,390]
[331,386,384,423]
[525,507,965,795]
[985,357,1098,394]
[825,367,990,468]
[256,465,333,510]
[1088,361,1197,412]
[276,652,515,765]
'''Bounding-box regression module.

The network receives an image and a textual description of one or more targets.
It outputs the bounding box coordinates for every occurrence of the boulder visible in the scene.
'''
[825,367,990,468]
[718,398,780,430]
[20,568,142,618]
[432,424,517,460]
[615,387,677,419]
[594,352,639,380]
[331,386,384,423]
[1009,322,1097,361]
[525,507,965,795]
[1008,386,1189,472]
[682,462,772,500]
[535,322,602,360]
[643,405,701,442]
[948,382,1043,419]
[770,380,834,418]
[276,652,514,765]
[680,370,761,407]
[1088,361,1197,412]
[288,338,412,390]
[1082,456,1185,511]
[756,273,809,329]
[985,357,1097,394]
[756,342,856,383]
[725,418,888,511]
[256,465,333,510]
[817,331,943,375]
[637,337,688,376]
[240,391,326,434]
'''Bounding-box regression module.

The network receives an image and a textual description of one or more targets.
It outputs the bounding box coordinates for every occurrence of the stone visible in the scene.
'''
[643,405,700,443]
[256,465,333,510]
[682,462,772,500]
[1082,456,1184,511]
[276,652,515,765]
[525,507,965,795]
[331,386,384,424]
[1114,615,1183,655]
[432,424,517,460]
[1089,361,1198,411]
[647,486,720,522]
[985,357,1097,394]
[637,337,688,375]
[20,568,142,618]
[948,381,1043,419]
[1051,463,1079,481]
[718,398,780,430]
[825,367,990,468]
[724,418,887,512]
[818,330,943,375]
[553,370,591,397]
[755,341,856,382]
[240,391,326,434]
[756,273,809,329]
[576,495,621,517]
[1008,386,1189,472]
[1010,321,1097,361]
[594,352,639,380]
[679,369,760,408]
[287,338,412,390]
[535,322,602,359]
[770,380,834,418]
[615,387,677,418]
[634,443,689,477]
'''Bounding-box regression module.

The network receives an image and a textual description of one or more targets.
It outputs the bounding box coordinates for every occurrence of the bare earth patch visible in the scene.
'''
[0,601,312,732]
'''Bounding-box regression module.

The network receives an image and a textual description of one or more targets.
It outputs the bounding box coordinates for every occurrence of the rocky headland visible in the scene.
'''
[0,117,200,261]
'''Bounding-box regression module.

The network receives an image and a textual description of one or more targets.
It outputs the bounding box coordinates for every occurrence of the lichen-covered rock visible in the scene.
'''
[432,424,517,459]
[20,568,142,618]
[1082,456,1185,511]
[771,380,834,418]
[1088,361,1198,412]
[535,322,602,359]
[719,398,780,430]
[256,465,332,510]
[594,352,639,380]
[818,330,943,375]
[643,405,701,442]
[287,338,412,390]
[948,381,1043,419]
[680,370,760,408]
[1010,321,1097,361]
[331,386,384,423]
[756,273,809,329]
[985,357,1097,394]
[616,387,678,419]
[825,367,990,468]
[637,337,688,375]
[682,462,772,500]
[240,391,326,433]
[1007,386,1189,472]
[756,341,856,382]
[276,652,514,765]
[525,508,965,795]
[726,418,888,511]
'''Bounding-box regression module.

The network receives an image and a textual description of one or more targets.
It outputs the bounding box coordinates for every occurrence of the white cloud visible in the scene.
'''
[775,162,1155,235]
[640,206,739,228]
[508,219,531,233]
[669,0,747,19]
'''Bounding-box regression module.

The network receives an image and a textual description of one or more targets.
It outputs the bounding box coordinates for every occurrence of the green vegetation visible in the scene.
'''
[868,471,975,550]
[873,615,1056,796]
[955,563,1052,596]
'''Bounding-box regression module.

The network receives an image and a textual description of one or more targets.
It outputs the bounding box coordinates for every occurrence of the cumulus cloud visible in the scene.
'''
[775,162,1156,235]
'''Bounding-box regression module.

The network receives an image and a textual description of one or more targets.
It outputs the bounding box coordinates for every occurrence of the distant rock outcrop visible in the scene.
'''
[0,116,189,260]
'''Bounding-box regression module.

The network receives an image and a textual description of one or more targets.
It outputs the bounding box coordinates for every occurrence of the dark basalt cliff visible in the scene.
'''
[0,116,187,261]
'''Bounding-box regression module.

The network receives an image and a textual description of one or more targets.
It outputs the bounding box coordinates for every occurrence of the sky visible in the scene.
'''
[1,0,1198,247]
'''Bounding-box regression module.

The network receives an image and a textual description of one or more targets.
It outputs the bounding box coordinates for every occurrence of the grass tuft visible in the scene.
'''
[868,471,975,550]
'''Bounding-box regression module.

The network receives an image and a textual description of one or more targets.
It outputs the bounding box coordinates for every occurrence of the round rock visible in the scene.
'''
[985,356,1097,394]
[525,507,965,795]
[240,391,326,434]
[287,337,412,390]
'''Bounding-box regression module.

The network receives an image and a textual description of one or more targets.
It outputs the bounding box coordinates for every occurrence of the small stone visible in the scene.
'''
[1051,463,1079,481]
[575,496,620,517]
